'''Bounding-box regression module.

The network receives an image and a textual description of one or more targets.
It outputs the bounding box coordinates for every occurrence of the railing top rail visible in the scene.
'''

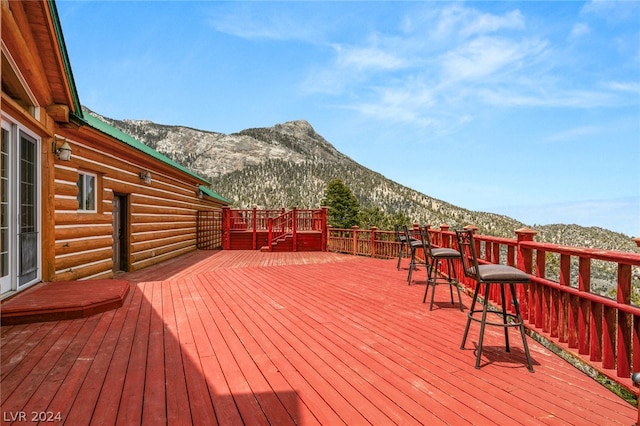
[528,274,640,316]
[519,240,640,265]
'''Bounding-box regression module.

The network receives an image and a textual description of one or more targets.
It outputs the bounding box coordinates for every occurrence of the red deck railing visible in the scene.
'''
[222,207,327,251]
[327,224,640,398]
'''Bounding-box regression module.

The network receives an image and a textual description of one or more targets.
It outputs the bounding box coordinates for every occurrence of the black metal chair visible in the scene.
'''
[394,224,414,270]
[419,226,463,311]
[455,229,534,372]
[404,225,424,284]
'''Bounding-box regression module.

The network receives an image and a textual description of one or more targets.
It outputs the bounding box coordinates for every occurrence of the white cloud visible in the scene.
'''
[334,45,408,72]
[546,126,601,143]
[207,5,325,43]
[439,36,533,82]
[570,23,591,40]
[604,81,640,94]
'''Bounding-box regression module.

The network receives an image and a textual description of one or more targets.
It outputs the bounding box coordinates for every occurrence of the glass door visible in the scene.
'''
[1,118,40,296]
[18,131,38,286]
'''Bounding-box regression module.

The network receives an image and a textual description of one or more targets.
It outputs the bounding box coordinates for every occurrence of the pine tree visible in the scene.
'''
[321,178,360,228]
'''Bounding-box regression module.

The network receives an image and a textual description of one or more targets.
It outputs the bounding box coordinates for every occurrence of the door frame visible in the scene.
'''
[1,114,42,297]
[112,193,129,273]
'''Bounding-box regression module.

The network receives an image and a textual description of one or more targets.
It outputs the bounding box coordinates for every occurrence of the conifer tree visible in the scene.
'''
[321,178,360,228]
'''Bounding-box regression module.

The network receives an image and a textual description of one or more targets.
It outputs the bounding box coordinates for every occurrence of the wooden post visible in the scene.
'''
[267,218,273,251]
[352,226,359,256]
[321,207,328,251]
[516,227,537,326]
[371,227,377,258]
[252,206,258,250]
[222,206,230,250]
[440,224,450,248]
[618,263,632,378]
[292,207,298,252]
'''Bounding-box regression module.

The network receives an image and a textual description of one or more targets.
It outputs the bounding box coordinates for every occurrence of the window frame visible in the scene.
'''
[77,171,98,213]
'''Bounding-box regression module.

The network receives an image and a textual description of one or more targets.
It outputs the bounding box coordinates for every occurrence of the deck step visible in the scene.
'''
[0,280,130,325]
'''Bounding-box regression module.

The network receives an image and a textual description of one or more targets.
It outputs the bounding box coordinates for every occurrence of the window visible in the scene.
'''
[77,172,97,212]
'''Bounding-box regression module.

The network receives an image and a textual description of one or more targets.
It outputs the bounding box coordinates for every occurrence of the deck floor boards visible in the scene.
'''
[1,250,636,425]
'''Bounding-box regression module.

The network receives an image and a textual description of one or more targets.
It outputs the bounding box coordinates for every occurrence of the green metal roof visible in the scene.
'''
[78,113,231,204]
[199,185,232,204]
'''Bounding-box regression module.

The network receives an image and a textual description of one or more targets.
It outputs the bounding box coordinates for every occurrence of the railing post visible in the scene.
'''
[440,224,450,248]
[352,226,359,256]
[516,228,537,324]
[267,218,273,251]
[371,227,377,258]
[321,207,328,251]
[252,206,258,250]
[222,206,231,250]
[618,263,633,378]
[292,207,298,252]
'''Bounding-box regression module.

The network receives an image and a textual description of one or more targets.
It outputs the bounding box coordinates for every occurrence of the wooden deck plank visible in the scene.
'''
[207,272,350,424]
[189,274,293,426]
[0,321,73,407]
[194,273,321,426]
[233,266,442,424]
[44,309,117,420]
[88,282,145,425]
[62,283,139,425]
[20,316,101,417]
[0,250,637,425]
[141,281,167,426]
[171,278,218,425]
[115,281,154,425]
[159,280,191,426]
[252,266,477,424]
[1,321,56,379]
[177,276,244,426]
[209,270,355,425]
[218,268,406,425]
[242,264,528,424]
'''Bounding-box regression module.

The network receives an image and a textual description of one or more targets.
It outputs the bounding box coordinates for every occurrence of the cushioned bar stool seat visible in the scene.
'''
[455,229,534,372]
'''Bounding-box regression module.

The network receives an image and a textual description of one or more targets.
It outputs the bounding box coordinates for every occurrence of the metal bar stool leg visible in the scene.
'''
[407,245,415,284]
[500,283,510,352]
[422,257,436,304]
[510,283,534,372]
[461,283,481,349]
[475,283,492,369]
[451,259,463,311]
[447,259,455,304]
[396,240,404,270]
[429,259,439,309]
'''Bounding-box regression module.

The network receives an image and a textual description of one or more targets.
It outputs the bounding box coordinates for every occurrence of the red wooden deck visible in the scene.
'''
[1,250,636,425]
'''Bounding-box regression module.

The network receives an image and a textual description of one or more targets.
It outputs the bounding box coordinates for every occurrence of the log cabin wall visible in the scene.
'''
[52,124,226,281]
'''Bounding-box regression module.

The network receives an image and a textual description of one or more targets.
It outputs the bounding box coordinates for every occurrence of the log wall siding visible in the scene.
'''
[51,131,225,281]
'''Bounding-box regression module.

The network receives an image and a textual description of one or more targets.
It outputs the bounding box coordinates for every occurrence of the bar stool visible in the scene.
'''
[394,224,415,270]
[419,226,463,311]
[455,229,534,372]
[404,225,423,285]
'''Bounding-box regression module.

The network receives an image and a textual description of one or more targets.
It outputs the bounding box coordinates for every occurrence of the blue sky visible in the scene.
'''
[56,1,640,237]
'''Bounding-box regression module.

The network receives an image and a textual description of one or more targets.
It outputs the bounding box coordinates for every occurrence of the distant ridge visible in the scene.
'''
[85,107,638,254]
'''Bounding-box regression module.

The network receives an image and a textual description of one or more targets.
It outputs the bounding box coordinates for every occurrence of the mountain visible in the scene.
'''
[85,108,638,254]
